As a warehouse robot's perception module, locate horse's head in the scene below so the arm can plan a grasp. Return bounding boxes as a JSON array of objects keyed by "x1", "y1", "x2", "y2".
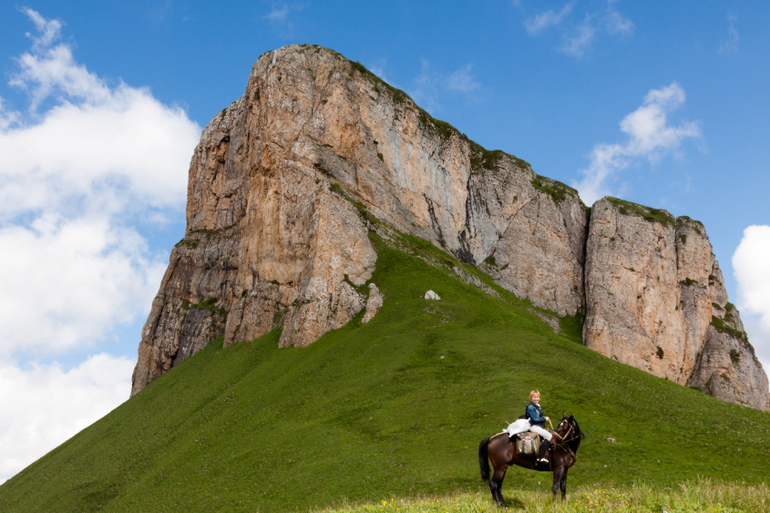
[{"x1": 555, "y1": 411, "x2": 586, "y2": 443}]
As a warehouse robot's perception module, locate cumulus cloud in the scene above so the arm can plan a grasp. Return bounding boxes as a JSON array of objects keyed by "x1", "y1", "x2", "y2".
[
  {"x1": 0, "y1": 219, "x2": 167, "y2": 354},
  {"x1": 0, "y1": 353, "x2": 135, "y2": 483},
  {"x1": 0, "y1": 9, "x2": 199, "y2": 481},
  {"x1": 573, "y1": 82, "x2": 701, "y2": 205},
  {"x1": 0, "y1": 9, "x2": 199, "y2": 357},
  {"x1": 733, "y1": 225, "x2": 770, "y2": 369}
]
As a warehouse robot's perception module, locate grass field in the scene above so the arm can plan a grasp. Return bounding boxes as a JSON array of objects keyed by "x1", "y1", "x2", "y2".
[
  {"x1": 319, "y1": 479, "x2": 770, "y2": 512},
  {"x1": 1, "y1": 233, "x2": 769, "y2": 512}
]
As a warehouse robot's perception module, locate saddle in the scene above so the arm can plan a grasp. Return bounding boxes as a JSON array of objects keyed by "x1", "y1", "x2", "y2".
[{"x1": 514, "y1": 431, "x2": 541, "y2": 457}]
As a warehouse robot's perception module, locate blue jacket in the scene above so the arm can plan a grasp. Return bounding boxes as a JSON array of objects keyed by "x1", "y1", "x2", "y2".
[{"x1": 526, "y1": 402, "x2": 546, "y2": 428}]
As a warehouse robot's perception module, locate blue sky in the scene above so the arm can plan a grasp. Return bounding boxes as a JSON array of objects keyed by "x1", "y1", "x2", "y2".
[{"x1": 1, "y1": 0, "x2": 769, "y2": 482}]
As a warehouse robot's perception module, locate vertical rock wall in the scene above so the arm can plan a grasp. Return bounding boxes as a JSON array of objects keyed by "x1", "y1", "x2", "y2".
[
  {"x1": 583, "y1": 198, "x2": 768, "y2": 410},
  {"x1": 131, "y1": 44, "x2": 768, "y2": 411},
  {"x1": 131, "y1": 45, "x2": 587, "y2": 395}
]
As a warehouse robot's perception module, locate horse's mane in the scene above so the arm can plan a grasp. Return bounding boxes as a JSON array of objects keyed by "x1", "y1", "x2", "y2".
[{"x1": 568, "y1": 415, "x2": 586, "y2": 441}]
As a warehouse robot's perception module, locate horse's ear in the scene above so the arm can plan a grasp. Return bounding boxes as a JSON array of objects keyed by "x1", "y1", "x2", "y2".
[{"x1": 563, "y1": 411, "x2": 567, "y2": 419}]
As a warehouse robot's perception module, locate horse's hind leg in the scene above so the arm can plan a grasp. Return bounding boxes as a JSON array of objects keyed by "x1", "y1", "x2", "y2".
[{"x1": 490, "y1": 466, "x2": 508, "y2": 507}]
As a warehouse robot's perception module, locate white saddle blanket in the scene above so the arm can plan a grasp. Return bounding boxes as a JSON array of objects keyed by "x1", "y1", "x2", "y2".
[{"x1": 505, "y1": 418, "x2": 552, "y2": 441}]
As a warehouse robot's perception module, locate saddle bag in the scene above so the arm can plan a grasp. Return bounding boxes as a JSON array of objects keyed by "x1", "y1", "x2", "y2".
[{"x1": 515, "y1": 431, "x2": 541, "y2": 457}]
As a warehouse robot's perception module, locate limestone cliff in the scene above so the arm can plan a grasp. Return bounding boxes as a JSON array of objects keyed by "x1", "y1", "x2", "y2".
[
  {"x1": 131, "y1": 44, "x2": 768, "y2": 411},
  {"x1": 583, "y1": 198, "x2": 768, "y2": 410}
]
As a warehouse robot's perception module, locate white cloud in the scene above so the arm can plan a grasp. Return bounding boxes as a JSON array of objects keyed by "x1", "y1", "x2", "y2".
[
  {"x1": 0, "y1": 9, "x2": 199, "y2": 357},
  {"x1": 21, "y1": 7, "x2": 63, "y2": 52},
  {"x1": 0, "y1": 9, "x2": 200, "y2": 481},
  {"x1": 447, "y1": 64, "x2": 481, "y2": 93},
  {"x1": 719, "y1": 13, "x2": 739, "y2": 54},
  {"x1": 525, "y1": 2, "x2": 574, "y2": 35},
  {"x1": 0, "y1": 353, "x2": 135, "y2": 482},
  {"x1": 733, "y1": 225, "x2": 770, "y2": 370},
  {"x1": 560, "y1": 22, "x2": 596, "y2": 57},
  {"x1": 604, "y1": 0, "x2": 634, "y2": 34},
  {"x1": 573, "y1": 82, "x2": 701, "y2": 205},
  {"x1": 264, "y1": 4, "x2": 290, "y2": 22},
  {"x1": 409, "y1": 59, "x2": 440, "y2": 112},
  {"x1": 0, "y1": 99, "x2": 20, "y2": 130},
  {"x1": 263, "y1": 2, "x2": 307, "y2": 25},
  {"x1": 0, "y1": 218, "x2": 167, "y2": 354},
  {"x1": 0, "y1": 86, "x2": 198, "y2": 218},
  {"x1": 525, "y1": 0, "x2": 633, "y2": 58},
  {"x1": 409, "y1": 60, "x2": 481, "y2": 113}
]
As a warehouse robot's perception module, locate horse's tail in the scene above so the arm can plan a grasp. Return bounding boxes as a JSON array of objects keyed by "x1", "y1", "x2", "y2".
[{"x1": 478, "y1": 437, "x2": 491, "y2": 484}]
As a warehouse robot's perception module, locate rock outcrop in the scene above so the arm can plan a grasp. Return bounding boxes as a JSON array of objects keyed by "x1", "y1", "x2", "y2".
[
  {"x1": 131, "y1": 44, "x2": 589, "y2": 395},
  {"x1": 131, "y1": 44, "x2": 768, "y2": 411},
  {"x1": 584, "y1": 198, "x2": 768, "y2": 410}
]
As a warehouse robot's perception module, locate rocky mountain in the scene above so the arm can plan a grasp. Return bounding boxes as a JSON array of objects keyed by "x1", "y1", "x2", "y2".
[{"x1": 131, "y1": 44, "x2": 768, "y2": 411}]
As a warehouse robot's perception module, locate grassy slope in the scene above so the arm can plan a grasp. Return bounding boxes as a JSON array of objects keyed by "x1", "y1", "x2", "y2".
[{"x1": 1, "y1": 236, "x2": 770, "y2": 512}]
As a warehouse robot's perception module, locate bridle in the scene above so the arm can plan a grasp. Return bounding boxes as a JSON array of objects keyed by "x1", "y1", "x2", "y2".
[{"x1": 550, "y1": 420, "x2": 581, "y2": 463}]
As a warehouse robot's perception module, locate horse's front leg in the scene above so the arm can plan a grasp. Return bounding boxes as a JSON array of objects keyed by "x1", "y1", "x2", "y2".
[
  {"x1": 551, "y1": 466, "x2": 564, "y2": 501},
  {"x1": 560, "y1": 467, "x2": 569, "y2": 501}
]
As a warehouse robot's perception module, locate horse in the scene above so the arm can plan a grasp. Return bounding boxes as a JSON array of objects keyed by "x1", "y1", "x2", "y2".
[{"x1": 478, "y1": 412, "x2": 585, "y2": 507}]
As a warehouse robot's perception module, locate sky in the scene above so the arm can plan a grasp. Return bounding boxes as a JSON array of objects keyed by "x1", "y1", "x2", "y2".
[{"x1": 1, "y1": 0, "x2": 769, "y2": 484}]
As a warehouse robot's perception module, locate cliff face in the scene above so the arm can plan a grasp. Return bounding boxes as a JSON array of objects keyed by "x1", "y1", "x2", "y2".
[
  {"x1": 584, "y1": 199, "x2": 768, "y2": 410},
  {"x1": 131, "y1": 44, "x2": 768, "y2": 411}
]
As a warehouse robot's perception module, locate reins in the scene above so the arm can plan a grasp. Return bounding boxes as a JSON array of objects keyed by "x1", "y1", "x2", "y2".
[{"x1": 550, "y1": 422, "x2": 579, "y2": 463}]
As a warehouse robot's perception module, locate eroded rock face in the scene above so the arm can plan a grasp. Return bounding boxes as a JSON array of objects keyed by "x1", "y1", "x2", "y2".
[
  {"x1": 132, "y1": 44, "x2": 589, "y2": 395},
  {"x1": 473, "y1": 173, "x2": 587, "y2": 317},
  {"x1": 131, "y1": 44, "x2": 767, "y2": 411},
  {"x1": 583, "y1": 199, "x2": 768, "y2": 410}
]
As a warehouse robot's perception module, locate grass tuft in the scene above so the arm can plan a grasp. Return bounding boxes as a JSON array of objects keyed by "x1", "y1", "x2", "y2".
[
  {"x1": 710, "y1": 315, "x2": 749, "y2": 343},
  {"x1": 531, "y1": 175, "x2": 579, "y2": 205},
  {"x1": 606, "y1": 197, "x2": 675, "y2": 228}
]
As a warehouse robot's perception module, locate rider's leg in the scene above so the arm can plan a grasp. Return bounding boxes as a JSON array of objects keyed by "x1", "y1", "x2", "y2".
[{"x1": 528, "y1": 425, "x2": 552, "y2": 462}]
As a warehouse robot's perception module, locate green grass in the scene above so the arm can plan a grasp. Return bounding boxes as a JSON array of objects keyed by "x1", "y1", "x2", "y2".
[
  {"x1": 710, "y1": 315, "x2": 749, "y2": 343},
  {"x1": 531, "y1": 175, "x2": 580, "y2": 206},
  {"x1": 606, "y1": 197, "x2": 675, "y2": 228},
  {"x1": 318, "y1": 480, "x2": 770, "y2": 512},
  {"x1": 1, "y1": 241, "x2": 770, "y2": 512},
  {"x1": 468, "y1": 142, "x2": 530, "y2": 174}
]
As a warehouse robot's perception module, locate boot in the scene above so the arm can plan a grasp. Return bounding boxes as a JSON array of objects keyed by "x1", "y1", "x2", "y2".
[{"x1": 537, "y1": 439, "x2": 551, "y2": 463}]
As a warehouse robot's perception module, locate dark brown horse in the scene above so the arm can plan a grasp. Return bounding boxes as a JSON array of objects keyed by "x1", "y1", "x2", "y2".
[{"x1": 478, "y1": 412, "x2": 585, "y2": 507}]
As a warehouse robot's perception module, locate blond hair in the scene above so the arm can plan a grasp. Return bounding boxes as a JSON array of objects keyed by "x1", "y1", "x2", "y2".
[{"x1": 529, "y1": 390, "x2": 541, "y2": 401}]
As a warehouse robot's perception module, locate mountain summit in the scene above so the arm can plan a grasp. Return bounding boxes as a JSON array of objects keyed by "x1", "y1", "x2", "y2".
[{"x1": 131, "y1": 44, "x2": 768, "y2": 411}]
